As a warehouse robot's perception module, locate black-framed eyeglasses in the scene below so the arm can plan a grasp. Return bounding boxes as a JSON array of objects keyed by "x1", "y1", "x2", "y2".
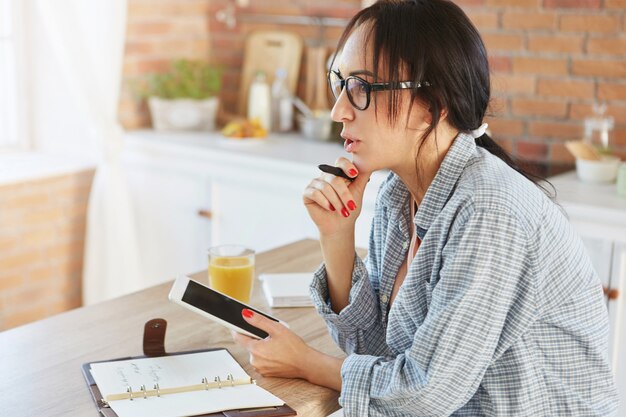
[{"x1": 327, "y1": 70, "x2": 430, "y2": 111}]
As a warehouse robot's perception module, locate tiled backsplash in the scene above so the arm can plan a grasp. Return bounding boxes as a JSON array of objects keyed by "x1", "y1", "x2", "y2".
[
  {"x1": 0, "y1": 169, "x2": 95, "y2": 330},
  {"x1": 118, "y1": 0, "x2": 626, "y2": 164}
]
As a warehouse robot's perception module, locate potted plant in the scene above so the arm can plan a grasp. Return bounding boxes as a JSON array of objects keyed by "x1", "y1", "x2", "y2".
[{"x1": 143, "y1": 59, "x2": 222, "y2": 131}]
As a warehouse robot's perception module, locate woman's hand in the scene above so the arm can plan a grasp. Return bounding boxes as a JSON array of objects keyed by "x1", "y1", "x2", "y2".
[
  {"x1": 232, "y1": 309, "x2": 312, "y2": 379},
  {"x1": 233, "y1": 309, "x2": 345, "y2": 390},
  {"x1": 302, "y1": 157, "x2": 371, "y2": 237}
]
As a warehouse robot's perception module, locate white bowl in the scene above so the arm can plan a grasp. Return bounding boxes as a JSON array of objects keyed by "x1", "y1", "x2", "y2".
[
  {"x1": 576, "y1": 156, "x2": 621, "y2": 183},
  {"x1": 148, "y1": 97, "x2": 219, "y2": 131},
  {"x1": 297, "y1": 111, "x2": 332, "y2": 141}
]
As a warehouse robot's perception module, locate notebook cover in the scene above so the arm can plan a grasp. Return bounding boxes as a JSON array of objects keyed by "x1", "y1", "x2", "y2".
[{"x1": 81, "y1": 348, "x2": 297, "y2": 417}]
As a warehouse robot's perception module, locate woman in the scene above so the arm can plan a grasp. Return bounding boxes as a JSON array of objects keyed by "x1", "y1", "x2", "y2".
[{"x1": 233, "y1": 0, "x2": 619, "y2": 415}]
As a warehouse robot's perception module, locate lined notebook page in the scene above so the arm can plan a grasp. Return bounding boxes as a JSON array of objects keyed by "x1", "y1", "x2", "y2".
[{"x1": 90, "y1": 350, "x2": 284, "y2": 417}]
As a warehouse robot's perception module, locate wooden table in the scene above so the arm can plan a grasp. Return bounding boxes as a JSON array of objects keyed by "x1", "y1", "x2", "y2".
[{"x1": 0, "y1": 239, "x2": 353, "y2": 417}]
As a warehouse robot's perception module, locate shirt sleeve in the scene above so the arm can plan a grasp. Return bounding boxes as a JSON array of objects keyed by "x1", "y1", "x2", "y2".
[
  {"x1": 309, "y1": 253, "x2": 389, "y2": 357},
  {"x1": 339, "y1": 208, "x2": 538, "y2": 416},
  {"x1": 309, "y1": 175, "x2": 393, "y2": 357}
]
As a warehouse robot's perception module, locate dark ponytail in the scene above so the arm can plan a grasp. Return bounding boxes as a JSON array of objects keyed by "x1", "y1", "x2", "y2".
[
  {"x1": 474, "y1": 134, "x2": 511, "y2": 163},
  {"x1": 475, "y1": 133, "x2": 554, "y2": 197},
  {"x1": 331, "y1": 0, "x2": 553, "y2": 196}
]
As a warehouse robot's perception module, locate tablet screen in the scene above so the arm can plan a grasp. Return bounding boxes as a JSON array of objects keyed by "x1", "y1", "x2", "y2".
[{"x1": 181, "y1": 280, "x2": 277, "y2": 339}]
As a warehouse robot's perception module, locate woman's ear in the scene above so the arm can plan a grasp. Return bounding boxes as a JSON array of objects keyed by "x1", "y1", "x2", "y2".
[
  {"x1": 427, "y1": 103, "x2": 448, "y2": 123},
  {"x1": 406, "y1": 100, "x2": 432, "y2": 131}
]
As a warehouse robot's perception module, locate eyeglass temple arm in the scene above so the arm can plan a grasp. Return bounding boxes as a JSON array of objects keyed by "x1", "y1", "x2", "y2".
[{"x1": 369, "y1": 81, "x2": 429, "y2": 91}]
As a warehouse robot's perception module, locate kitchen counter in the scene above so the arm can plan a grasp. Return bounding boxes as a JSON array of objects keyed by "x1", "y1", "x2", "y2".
[
  {"x1": 123, "y1": 130, "x2": 389, "y2": 222},
  {"x1": 124, "y1": 130, "x2": 388, "y2": 188},
  {"x1": 549, "y1": 171, "x2": 626, "y2": 241}
]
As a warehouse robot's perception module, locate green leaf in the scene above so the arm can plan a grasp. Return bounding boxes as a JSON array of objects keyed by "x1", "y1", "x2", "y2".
[{"x1": 140, "y1": 59, "x2": 222, "y2": 100}]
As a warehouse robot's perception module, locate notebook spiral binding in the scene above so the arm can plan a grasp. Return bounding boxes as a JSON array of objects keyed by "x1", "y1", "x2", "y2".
[{"x1": 101, "y1": 373, "x2": 255, "y2": 407}]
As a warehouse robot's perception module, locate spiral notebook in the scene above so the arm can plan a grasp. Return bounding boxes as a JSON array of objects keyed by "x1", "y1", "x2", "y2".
[{"x1": 82, "y1": 348, "x2": 296, "y2": 417}]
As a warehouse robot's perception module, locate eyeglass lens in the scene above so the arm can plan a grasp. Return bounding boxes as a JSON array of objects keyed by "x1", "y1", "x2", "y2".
[{"x1": 329, "y1": 72, "x2": 369, "y2": 110}]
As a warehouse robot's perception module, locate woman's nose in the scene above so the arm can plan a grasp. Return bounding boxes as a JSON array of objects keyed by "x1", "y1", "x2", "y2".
[{"x1": 330, "y1": 89, "x2": 355, "y2": 123}]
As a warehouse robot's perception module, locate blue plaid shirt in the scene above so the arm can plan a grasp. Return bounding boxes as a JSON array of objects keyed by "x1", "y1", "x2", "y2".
[{"x1": 310, "y1": 133, "x2": 619, "y2": 416}]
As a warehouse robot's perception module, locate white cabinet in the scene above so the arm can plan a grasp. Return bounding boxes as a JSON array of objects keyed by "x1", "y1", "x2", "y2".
[
  {"x1": 123, "y1": 131, "x2": 384, "y2": 286},
  {"x1": 123, "y1": 140, "x2": 213, "y2": 286},
  {"x1": 581, "y1": 237, "x2": 624, "y2": 366},
  {"x1": 210, "y1": 165, "x2": 318, "y2": 253},
  {"x1": 551, "y1": 172, "x2": 626, "y2": 412}
]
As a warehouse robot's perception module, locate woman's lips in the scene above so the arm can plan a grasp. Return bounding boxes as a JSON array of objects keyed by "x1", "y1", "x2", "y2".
[{"x1": 342, "y1": 134, "x2": 360, "y2": 153}]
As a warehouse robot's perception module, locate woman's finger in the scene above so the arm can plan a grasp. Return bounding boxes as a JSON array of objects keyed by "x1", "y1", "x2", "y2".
[
  {"x1": 303, "y1": 182, "x2": 337, "y2": 212},
  {"x1": 348, "y1": 169, "x2": 372, "y2": 200},
  {"x1": 240, "y1": 308, "x2": 286, "y2": 338},
  {"x1": 310, "y1": 178, "x2": 345, "y2": 213},
  {"x1": 334, "y1": 157, "x2": 359, "y2": 180},
  {"x1": 319, "y1": 173, "x2": 357, "y2": 214}
]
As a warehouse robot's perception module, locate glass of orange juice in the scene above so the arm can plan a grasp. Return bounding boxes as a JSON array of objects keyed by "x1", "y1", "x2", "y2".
[{"x1": 208, "y1": 245, "x2": 255, "y2": 303}]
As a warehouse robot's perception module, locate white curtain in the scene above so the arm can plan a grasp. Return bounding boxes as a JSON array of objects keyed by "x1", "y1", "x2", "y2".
[{"x1": 35, "y1": 0, "x2": 143, "y2": 304}]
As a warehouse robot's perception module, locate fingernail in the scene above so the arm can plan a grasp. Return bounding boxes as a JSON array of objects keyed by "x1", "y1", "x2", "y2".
[
  {"x1": 341, "y1": 208, "x2": 350, "y2": 218},
  {"x1": 347, "y1": 200, "x2": 357, "y2": 211},
  {"x1": 242, "y1": 308, "x2": 254, "y2": 319},
  {"x1": 329, "y1": 204, "x2": 336, "y2": 211},
  {"x1": 349, "y1": 168, "x2": 358, "y2": 176}
]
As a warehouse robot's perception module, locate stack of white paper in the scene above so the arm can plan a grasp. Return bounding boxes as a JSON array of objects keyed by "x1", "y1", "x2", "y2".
[{"x1": 260, "y1": 273, "x2": 314, "y2": 308}]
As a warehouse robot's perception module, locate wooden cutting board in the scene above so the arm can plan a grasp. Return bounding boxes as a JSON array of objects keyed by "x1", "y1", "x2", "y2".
[
  {"x1": 304, "y1": 46, "x2": 331, "y2": 111},
  {"x1": 238, "y1": 30, "x2": 304, "y2": 116}
]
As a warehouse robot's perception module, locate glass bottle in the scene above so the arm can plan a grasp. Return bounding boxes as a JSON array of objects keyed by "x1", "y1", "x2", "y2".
[
  {"x1": 584, "y1": 102, "x2": 614, "y2": 153},
  {"x1": 271, "y1": 68, "x2": 293, "y2": 132},
  {"x1": 247, "y1": 70, "x2": 271, "y2": 131}
]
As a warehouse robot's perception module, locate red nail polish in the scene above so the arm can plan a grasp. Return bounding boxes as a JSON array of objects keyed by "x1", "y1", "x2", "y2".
[
  {"x1": 349, "y1": 168, "x2": 358, "y2": 176},
  {"x1": 242, "y1": 308, "x2": 254, "y2": 318},
  {"x1": 329, "y1": 204, "x2": 336, "y2": 211},
  {"x1": 347, "y1": 200, "x2": 357, "y2": 211},
  {"x1": 341, "y1": 208, "x2": 350, "y2": 217}
]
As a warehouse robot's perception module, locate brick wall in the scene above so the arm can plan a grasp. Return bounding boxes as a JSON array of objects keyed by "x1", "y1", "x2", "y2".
[
  {"x1": 0, "y1": 170, "x2": 95, "y2": 330},
  {"x1": 118, "y1": 0, "x2": 626, "y2": 164},
  {"x1": 119, "y1": 0, "x2": 213, "y2": 129}
]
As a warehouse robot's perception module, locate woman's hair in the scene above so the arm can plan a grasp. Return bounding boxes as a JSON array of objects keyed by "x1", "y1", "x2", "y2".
[{"x1": 330, "y1": 0, "x2": 553, "y2": 194}]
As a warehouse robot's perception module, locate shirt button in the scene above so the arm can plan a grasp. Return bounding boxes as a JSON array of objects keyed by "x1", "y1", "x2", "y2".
[
  {"x1": 381, "y1": 294, "x2": 389, "y2": 303},
  {"x1": 402, "y1": 241, "x2": 409, "y2": 250}
]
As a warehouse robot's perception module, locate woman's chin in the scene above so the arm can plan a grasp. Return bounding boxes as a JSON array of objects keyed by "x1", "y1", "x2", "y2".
[
  {"x1": 352, "y1": 157, "x2": 380, "y2": 174},
  {"x1": 352, "y1": 157, "x2": 367, "y2": 172}
]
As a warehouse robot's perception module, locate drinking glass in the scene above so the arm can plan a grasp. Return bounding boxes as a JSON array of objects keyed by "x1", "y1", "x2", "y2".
[{"x1": 208, "y1": 245, "x2": 255, "y2": 303}]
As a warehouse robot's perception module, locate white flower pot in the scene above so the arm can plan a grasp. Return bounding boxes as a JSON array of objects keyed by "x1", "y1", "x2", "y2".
[
  {"x1": 148, "y1": 97, "x2": 219, "y2": 131},
  {"x1": 576, "y1": 156, "x2": 621, "y2": 183}
]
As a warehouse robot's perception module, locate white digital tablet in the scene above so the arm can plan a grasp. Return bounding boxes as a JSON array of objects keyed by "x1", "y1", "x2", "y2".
[{"x1": 168, "y1": 275, "x2": 284, "y2": 339}]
